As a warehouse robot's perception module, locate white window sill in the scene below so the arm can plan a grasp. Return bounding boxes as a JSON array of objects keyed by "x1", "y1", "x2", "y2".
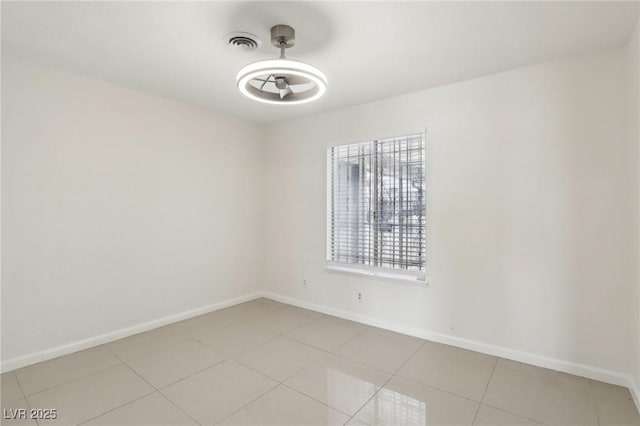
[{"x1": 325, "y1": 263, "x2": 428, "y2": 286}]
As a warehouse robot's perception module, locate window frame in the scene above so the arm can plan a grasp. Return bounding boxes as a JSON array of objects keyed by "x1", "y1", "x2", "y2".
[{"x1": 325, "y1": 129, "x2": 428, "y2": 285}]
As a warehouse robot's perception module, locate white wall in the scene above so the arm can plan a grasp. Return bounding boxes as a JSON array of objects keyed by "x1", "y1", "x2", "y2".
[
  {"x1": 264, "y1": 48, "x2": 633, "y2": 380},
  {"x1": 627, "y1": 18, "x2": 640, "y2": 395},
  {"x1": 1, "y1": 57, "x2": 264, "y2": 364}
]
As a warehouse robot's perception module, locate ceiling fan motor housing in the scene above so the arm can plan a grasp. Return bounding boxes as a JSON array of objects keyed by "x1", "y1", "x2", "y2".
[{"x1": 271, "y1": 24, "x2": 295, "y2": 48}]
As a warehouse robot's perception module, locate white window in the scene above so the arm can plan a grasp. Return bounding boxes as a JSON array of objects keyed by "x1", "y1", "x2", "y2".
[{"x1": 326, "y1": 133, "x2": 426, "y2": 282}]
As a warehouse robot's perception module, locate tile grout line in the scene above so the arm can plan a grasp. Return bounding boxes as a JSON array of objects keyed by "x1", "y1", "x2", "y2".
[
  {"x1": 278, "y1": 346, "x2": 393, "y2": 418},
  {"x1": 230, "y1": 348, "x2": 325, "y2": 385},
  {"x1": 345, "y1": 340, "x2": 426, "y2": 425},
  {"x1": 10, "y1": 371, "x2": 28, "y2": 404},
  {"x1": 209, "y1": 303, "x2": 303, "y2": 338},
  {"x1": 103, "y1": 342, "x2": 204, "y2": 426},
  {"x1": 278, "y1": 346, "x2": 405, "y2": 420},
  {"x1": 12, "y1": 373, "x2": 38, "y2": 426},
  {"x1": 211, "y1": 373, "x2": 283, "y2": 424},
  {"x1": 211, "y1": 332, "x2": 344, "y2": 423},
  {"x1": 262, "y1": 318, "x2": 425, "y2": 425},
  {"x1": 191, "y1": 333, "x2": 280, "y2": 360},
  {"x1": 323, "y1": 324, "x2": 372, "y2": 357},
  {"x1": 394, "y1": 368, "x2": 492, "y2": 406},
  {"x1": 19, "y1": 359, "x2": 124, "y2": 401},
  {"x1": 116, "y1": 347, "x2": 204, "y2": 426},
  {"x1": 166, "y1": 298, "x2": 286, "y2": 341},
  {"x1": 329, "y1": 327, "x2": 421, "y2": 375},
  {"x1": 470, "y1": 359, "x2": 584, "y2": 425},
  {"x1": 335, "y1": 346, "x2": 544, "y2": 424},
  {"x1": 226, "y1": 355, "x2": 287, "y2": 384},
  {"x1": 259, "y1": 308, "x2": 533, "y2": 423},
  {"x1": 105, "y1": 334, "x2": 226, "y2": 387},
  {"x1": 114, "y1": 336, "x2": 211, "y2": 366},
  {"x1": 204, "y1": 329, "x2": 333, "y2": 384},
  {"x1": 587, "y1": 379, "x2": 602, "y2": 426},
  {"x1": 238, "y1": 303, "x2": 331, "y2": 337},
  {"x1": 212, "y1": 382, "x2": 283, "y2": 425},
  {"x1": 13, "y1": 347, "x2": 125, "y2": 399},
  {"x1": 211, "y1": 324, "x2": 379, "y2": 424},
  {"x1": 224, "y1": 336, "x2": 393, "y2": 422},
  {"x1": 76, "y1": 391, "x2": 157, "y2": 426},
  {"x1": 261, "y1": 343, "x2": 395, "y2": 421},
  {"x1": 471, "y1": 355, "x2": 498, "y2": 425},
  {"x1": 272, "y1": 315, "x2": 325, "y2": 336},
  {"x1": 107, "y1": 334, "x2": 193, "y2": 363},
  {"x1": 158, "y1": 392, "x2": 203, "y2": 426},
  {"x1": 300, "y1": 326, "x2": 372, "y2": 360},
  {"x1": 21, "y1": 385, "x2": 39, "y2": 426},
  {"x1": 155, "y1": 358, "x2": 229, "y2": 391},
  {"x1": 81, "y1": 373, "x2": 158, "y2": 426},
  {"x1": 280, "y1": 382, "x2": 354, "y2": 419},
  {"x1": 232, "y1": 301, "x2": 289, "y2": 325},
  {"x1": 285, "y1": 321, "x2": 370, "y2": 353},
  {"x1": 466, "y1": 356, "x2": 548, "y2": 424},
  {"x1": 479, "y1": 402, "x2": 548, "y2": 425},
  {"x1": 151, "y1": 311, "x2": 335, "y2": 404}
]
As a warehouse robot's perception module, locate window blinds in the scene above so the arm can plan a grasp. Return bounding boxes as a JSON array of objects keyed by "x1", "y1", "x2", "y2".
[{"x1": 327, "y1": 133, "x2": 426, "y2": 275}]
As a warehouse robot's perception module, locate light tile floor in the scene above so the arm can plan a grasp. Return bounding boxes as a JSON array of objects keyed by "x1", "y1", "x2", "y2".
[{"x1": 1, "y1": 298, "x2": 639, "y2": 426}]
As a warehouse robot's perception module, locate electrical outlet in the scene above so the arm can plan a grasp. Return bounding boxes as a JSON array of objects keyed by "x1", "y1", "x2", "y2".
[
  {"x1": 357, "y1": 292, "x2": 363, "y2": 302},
  {"x1": 303, "y1": 279, "x2": 308, "y2": 287}
]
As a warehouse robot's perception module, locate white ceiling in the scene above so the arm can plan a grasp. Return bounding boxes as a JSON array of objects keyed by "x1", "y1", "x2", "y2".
[{"x1": 2, "y1": 1, "x2": 638, "y2": 123}]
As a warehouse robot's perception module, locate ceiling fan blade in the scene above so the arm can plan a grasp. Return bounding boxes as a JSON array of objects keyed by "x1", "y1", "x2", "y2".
[
  {"x1": 258, "y1": 74, "x2": 274, "y2": 91},
  {"x1": 282, "y1": 75, "x2": 310, "y2": 85},
  {"x1": 279, "y1": 85, "x2": 294, "y2": 99}
]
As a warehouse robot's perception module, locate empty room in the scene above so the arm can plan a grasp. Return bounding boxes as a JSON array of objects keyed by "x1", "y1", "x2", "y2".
[{"x1": 2, "y1": 1, "x2": 640, "y2": 425}]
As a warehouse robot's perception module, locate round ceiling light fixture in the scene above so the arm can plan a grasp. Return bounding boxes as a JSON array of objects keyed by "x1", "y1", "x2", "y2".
[{"x1": 236, "y1": 25, "x2": 327, "y2": 105}]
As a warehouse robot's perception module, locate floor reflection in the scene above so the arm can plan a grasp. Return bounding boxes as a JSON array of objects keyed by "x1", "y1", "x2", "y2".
[{"x1": 371, "y1": 386, "x2": 427, "y2": 425}]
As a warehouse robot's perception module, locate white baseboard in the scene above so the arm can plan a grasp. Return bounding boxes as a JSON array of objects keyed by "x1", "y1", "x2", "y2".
[
  {"x1": 0, "y1": 292, "x2": 264, "y2": 373},
  {"x1": 629, "y1": 376, "x2": 640, "y2": 416},
  {"x1": 263, "y1": 291, "x2": 639, "y2": 413}
]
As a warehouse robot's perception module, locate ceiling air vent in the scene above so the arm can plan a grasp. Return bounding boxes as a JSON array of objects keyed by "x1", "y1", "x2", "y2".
[{"x1": 225, "y1": 32, "x2": 261, "y2": 51}]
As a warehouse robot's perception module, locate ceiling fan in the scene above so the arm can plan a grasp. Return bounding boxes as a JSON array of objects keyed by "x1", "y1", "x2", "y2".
[
  {"x1": 235, "y1": 25, "x2": 327, "y2": 105},
  {"x1": 253, "y1": 73, "x2": 310, "y2": 100}
]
